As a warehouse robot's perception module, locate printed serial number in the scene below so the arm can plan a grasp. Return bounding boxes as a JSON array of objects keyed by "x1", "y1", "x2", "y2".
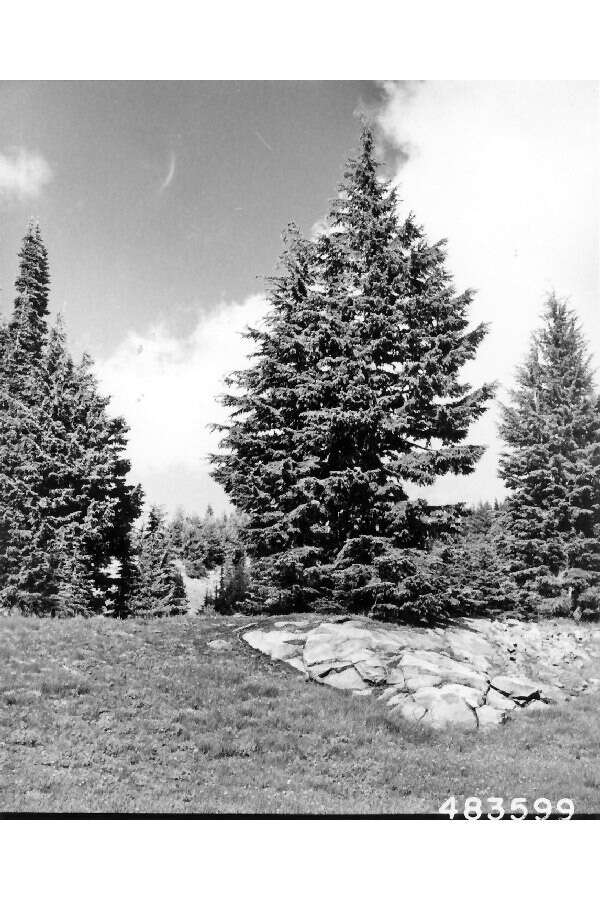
[{"x1": 439, "y1": 796, "x2": 574, "y2": 820}]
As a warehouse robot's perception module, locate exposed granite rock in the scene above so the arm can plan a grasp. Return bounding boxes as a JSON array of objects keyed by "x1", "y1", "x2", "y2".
[
  {"x1": 206, "y1": 639, "x2": 233, "y2": 651},
  {"x1": 353, "y1": 655, "x2": 387, "y2": 684},
  {"x1": 476, "y1": 705, "x2": 508, "y2": 728},
  {"x1": 241, "y1": 615, "x2": 600, "y2": 729},
  {"x1": 286, "y1": 657, "x2": 307, "y2": 674},
  {"x1": 404, "y1": 672, "x2": 444, "y2": 691},
  {"x1": 244, "y1": 629, "x2": 302, "y2": 661},
  {"x1": 316, "y1": 667, "x2": 367, "y2": 691},
  {"x1": 486, "y1": 688, "x2": 516, "y2": 711},
  {"x1": 385, "y1": 668, "x2": 406, "y2": 687},
  {"x1": 490, "y1": 675, "x2": 541, "y2": 702}
]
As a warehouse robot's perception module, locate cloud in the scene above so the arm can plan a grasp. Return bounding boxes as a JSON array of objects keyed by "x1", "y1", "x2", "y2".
[
  {"x1": 375, "y1": 81, "x2": 600, "y2": 506},
  {"x1": 159, "y1": 152, "x2": 176, "y2": 192},
  {"x1": 96, "y1": 293, "x2": 268, "y2": 514},
  {"x1": 0, "y1": 148, "x2": 53, "y2": 199}
]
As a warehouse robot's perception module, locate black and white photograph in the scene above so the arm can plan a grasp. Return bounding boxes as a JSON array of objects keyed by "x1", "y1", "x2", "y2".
[{"x1": 1, "y1": 10, "x2": 599, "y2": 876}]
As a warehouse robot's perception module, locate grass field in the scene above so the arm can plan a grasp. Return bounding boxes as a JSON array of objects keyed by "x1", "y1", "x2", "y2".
[{"x1": 1, "y1": 614, "x2": 599, "y2": 815}]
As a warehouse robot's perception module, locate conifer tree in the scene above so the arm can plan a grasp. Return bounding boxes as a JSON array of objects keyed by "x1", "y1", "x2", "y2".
[
  {"x1": 499, "y1": 295, "x2": 600, "y2": 612},
  {"x1": 212, "y1": 127, "x2": 494, "y2": 620},
  {"x1": 106, "y1": 538, "x2": 138, "y2": 619},
  {"x1": 0, "y1": 224, "x2": 142, "y2": 614},
  {"x1": 181, "y1": 514, "x2": 208, "y2": 577},
  {"x1": 129, "y1": 507, "x2": 188, "y2": 616},
  {"x1": 54, "y1": 540, "x2": 97, "y2": 616},
  {"x1": 213, "y1": 549, "x2": 249, "y2": 615},
  {"x1": 439, "y1": 502, "x2": 511, "y2": 615},
  {"x1": 172, "y1": 508, "x2": 237, "y2": 578},
  {"x1": 39, "y1": 319, "x2": 143, "y2": 609},
  {"x1": 466, "y1": 501, "x2": 494, "y2": 535},
  {"x1": 202, "y1": 514, "x2": 227, "y2": 570},
  {"x1": 9, "y1": 221, "x2": 50, "y2": 361},
  {"x1": 0, "y1": 224, "x2": 55, "y2": 612},
  {"x1": 169, "y1": 507, "x2": 186, "y2": 554}
]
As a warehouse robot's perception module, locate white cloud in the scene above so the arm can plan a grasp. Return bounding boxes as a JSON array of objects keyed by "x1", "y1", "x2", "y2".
[
  {"x1": 96, "y1": 293, "x2": 268, "y2": 514},
  {"x1": 0, "y1": 148, "x2": 53, "y2": 199},
  {"x1": 377, "y1": 81, "x2": 600, "y2": 506}
]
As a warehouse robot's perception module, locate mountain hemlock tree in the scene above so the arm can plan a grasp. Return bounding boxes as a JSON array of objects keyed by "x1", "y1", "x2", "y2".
[
  {"x1": 499, "y1": 295, "x2": 600, "y2": 615},
  {"x1": 212, "y1": 127, "x2": 494, "y2": 620},
  {"x1": 129, "y1": 507, "x2": 188, "y2": 616},
  {"x1": 0, "y1": 222, "x2": 142, "y2": 615}
]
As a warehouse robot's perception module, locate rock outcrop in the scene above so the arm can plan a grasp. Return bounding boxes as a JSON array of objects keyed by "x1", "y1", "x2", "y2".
[{"x1": 241, "y1": 616, "x2": 600, "y2": 730}]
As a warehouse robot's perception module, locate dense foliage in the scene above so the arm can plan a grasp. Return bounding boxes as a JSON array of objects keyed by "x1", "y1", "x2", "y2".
[
  {"x1": 212, "y1": 128, "x2": 495, "y2": 621},
  {"x1": 128, "y1": 507, "x2": 188, "y2": 616},
  {"x1": 2, "y1": 136, "x2": 598, "y2": 627},
  {"x1": 437, "y1": 501, "x2": 515, "y2": 616},
  {"x1": 168, "y1": 506, "x2": 243, "y2": 578},
  {"x1": 210, "y1": 549, "x2": 250, "y2": 615},
  {"x1": 498, "y1": 296, "x2": 600, "y2": 617},
  {"x1": 0, "y1": 223, "x2": 142, "y2": 616}
]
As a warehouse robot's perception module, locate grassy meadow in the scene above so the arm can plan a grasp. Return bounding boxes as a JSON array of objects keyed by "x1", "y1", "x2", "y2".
[{"x1": 1, "y1": 614, "x2": 599, "y2": 815}]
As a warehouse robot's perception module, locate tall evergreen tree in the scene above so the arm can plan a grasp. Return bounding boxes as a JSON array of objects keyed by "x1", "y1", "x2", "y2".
[
  {"x1": 0, "y1": 224, "x2": 55, "y2": 612},
  {"x1": 0, "y1": 224, "x2": 142, "y2": 615},
  {"x1": 212, "y1": 127, "x2": 494, "y2": 620},
  {"x1": 129, "y1": 507, "x2": 188, "y2": 616},
  {"x1": 499, "y1": 295, "x2": 600, "y2": 612},
  {"x1": 39, "y1": 319, "x2": 143, "y2": 608}
]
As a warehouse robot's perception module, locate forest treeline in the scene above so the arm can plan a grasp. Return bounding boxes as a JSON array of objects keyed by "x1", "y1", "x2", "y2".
[{"x1": 1, "y1": 127, "x2": 599, "y2": 621}]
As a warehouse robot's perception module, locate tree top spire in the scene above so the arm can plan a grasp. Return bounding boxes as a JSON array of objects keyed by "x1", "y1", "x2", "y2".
[{"x1": 8, "y1": 222, "x2": 51, "y2": 361}]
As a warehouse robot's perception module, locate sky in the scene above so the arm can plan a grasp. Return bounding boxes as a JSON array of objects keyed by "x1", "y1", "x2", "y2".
[{"x1": 1, "y1": 81, "x2": 598, "y2": 515}]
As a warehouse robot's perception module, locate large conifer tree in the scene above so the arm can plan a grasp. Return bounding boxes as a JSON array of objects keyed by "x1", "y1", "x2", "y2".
[
  {"x1": 0, "y1": 223, "x2": 54, "y2": 612},
  {"x1": 0, "y1": 223, "x2": 142, "y2": 614},
  {"x1": 212, "y1": 128, "x2": 494, "y2": 620},
  {"x1": 499, "y1": 295, "x2": 600, "y2": 612},
  {"x1": 40, "y1": 319, "x2": 143, "y2": 609}
]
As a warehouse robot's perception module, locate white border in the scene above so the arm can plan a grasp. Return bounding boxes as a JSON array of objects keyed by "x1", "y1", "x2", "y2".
[{"x1": 0, "y1": 0, "x2": 598, "y2": 79}]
